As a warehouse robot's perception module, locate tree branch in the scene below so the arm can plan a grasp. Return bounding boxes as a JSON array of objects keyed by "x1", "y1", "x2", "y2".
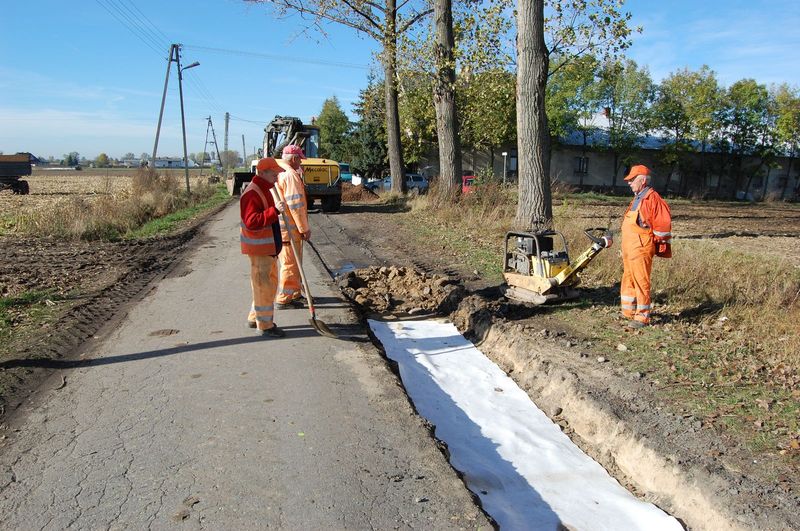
[{"x1": 397, "y1": 8, "x2": 433, "y2": 34}]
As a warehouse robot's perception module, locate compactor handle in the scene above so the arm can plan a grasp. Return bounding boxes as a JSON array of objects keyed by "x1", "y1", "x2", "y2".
[{"x1": 584, "y1": 227, "x2": 613, "y2": 248}]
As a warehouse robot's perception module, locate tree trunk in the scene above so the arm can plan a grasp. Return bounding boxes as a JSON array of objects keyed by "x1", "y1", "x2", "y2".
[
  {"x1": 432, "y1": 0, "x2": 461, "y2": 204},
  {"x1": 780, "y1": 153, "x2": 794, "y2": 200},
  {"x1": 383, "y1": 0, "x2": 406, "y2": 194},
  {"x1": 514, "y1": 0, "x2": 552, "y2": 230}
]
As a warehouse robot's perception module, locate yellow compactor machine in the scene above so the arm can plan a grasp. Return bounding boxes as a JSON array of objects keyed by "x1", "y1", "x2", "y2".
[{"x1": 502, "y1": 227, "x2": 613, "y2": 304}]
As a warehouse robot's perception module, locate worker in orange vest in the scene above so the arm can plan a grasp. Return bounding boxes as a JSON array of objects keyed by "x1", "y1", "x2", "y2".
[
  {"x1": 275, "y1": 144, "x2": 311, "y2": 310},
  {"x1": 620, "y1": 165, "x2": 672, "y2": 329},
  {"x1": 240, "y1": 157, "x2": 288, "y2": 338}
]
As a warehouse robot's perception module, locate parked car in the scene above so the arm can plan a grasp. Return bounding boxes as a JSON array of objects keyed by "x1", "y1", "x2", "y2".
[
  {"x1": 365, "y1": 173, "x2": 429, "y2": 194},
  {"x1": 462, "y1": 175, "x2": 476, "y2": 194},
  {"x1": 339, "y1": 162, "x2": 353, "y2": 183}
]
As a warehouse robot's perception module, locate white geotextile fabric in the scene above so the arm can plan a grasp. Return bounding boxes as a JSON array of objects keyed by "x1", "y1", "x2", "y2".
[{"x1": 369, "y1": 319, "x2": 682, "y2": 531}]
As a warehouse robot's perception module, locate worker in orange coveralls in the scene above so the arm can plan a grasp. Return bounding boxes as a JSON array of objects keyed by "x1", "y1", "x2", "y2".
[
  {"x1": 274, "y1": 144, "x2": 311, "y2": 310},
  {"x1": 240, "y1": 157, "x2": 288, "y2": 338},
  {"x1": 620, "y1": 165, "x2": 672, "y2": 329}
]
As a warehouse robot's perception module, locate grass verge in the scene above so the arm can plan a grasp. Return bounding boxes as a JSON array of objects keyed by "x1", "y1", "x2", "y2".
[
  {"x1": 125, "y1": 184, "x2": 230, "y2": 239},
  {"x1": 0, "y1": 291, "x2": 62, "y2": 350}
]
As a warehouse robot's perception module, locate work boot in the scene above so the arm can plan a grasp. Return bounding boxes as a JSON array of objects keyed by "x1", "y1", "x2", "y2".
[
  {"x1": 261, "y1": 325, "x2": 286, "y2": 338},
  {"x1": 626, "y1": 320, "x2": 647, "y2": 329},
  {"x1": 275, "y1": 299, "x2": 304, "y2": 310},
  {"x1": 247, "y1": 321, "x2": 257, "y2": 329}
]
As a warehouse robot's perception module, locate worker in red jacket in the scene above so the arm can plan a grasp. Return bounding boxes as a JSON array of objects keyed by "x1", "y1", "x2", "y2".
[
  {"x1": 620, "y1": 165, "x2": 672, "y2": 329},
  {"x1": 240, "y1": 157, "x2": 288, "y2": 338},
  {"x1": 275, "y1": 144, "x2": 311, "y2": 309}
]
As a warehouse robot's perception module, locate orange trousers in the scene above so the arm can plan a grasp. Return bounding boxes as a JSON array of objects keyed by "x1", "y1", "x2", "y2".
[
  {"x1": 620, "y1": 210, "x2": 655, "y2": 324},
  {"x1": 247, "y1": 254, "x2": 279, "y2": 331},
  {"x1": 276, "y1": 240, "x2": 303, "y2": 304}
]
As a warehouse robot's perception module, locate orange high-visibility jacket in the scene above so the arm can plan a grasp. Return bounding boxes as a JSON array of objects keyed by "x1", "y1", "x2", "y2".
[
  {"x1": 624, "y1": 187, "x2": 672, "y2": 247},
  {"x1": 240, "y1": 176, "x2": 282, "y2": 256},
  {"x1": 276, "y1": 167, "x2": 309, "y2": 242}
]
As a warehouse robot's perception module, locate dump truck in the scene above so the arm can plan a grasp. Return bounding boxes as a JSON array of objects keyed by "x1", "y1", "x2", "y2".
[
  {"x1": 228, "y1": 116, "x2": 342, "y2": 212},
  {"x1": 0, "y1": 153, "x2": 32, "y2": 195}
]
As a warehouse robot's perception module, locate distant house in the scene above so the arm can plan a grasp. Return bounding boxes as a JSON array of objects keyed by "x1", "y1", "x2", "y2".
[{"x1": 153, "y1": 158, "x2": 196, "y2": 169}]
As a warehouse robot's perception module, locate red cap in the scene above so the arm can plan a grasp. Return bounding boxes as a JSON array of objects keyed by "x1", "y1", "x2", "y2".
[
  {"x1": 624, "y1": 165, "x2": 650, "y2": 181},
  {"x1": 282, "y1": 144, "x2": 306, "y2": 159}
]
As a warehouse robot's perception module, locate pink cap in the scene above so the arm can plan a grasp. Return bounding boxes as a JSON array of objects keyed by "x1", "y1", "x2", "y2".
[{"x1": 282, "y1": 144, "x2": 306, "y2": 159}]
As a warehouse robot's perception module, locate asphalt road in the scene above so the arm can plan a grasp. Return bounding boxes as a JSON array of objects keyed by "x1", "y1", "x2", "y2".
[{"x1": 0, "y1": 204, "x2": 489, "y2": 529}]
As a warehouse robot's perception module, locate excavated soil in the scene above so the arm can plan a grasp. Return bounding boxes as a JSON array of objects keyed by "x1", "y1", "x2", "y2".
[
  {"x1": 342, "y1": 183, "x2": 380, "y2": 203},
  {"x1": 323, "y1": 204, "x2": 800, "y2": 531},
  {"x1": 339, "y1": 266, "x2": 464, "y2": 318}
]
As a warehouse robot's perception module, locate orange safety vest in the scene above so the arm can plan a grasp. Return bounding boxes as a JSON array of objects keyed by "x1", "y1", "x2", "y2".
[{"x1": 240, "y1": 180, "x2": 281, "y2": 256}]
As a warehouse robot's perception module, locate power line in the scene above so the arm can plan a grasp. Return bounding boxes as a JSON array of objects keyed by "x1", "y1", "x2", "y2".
[
  {"x1": 122, "y1": 0, "x2": 171, "y2": 44},
  {"x1": 109, "y1": 0, "x2": 169, "y2": 50},
  {"x1": 94, "y1": 0, "x2": 165, "y2": 56},
  {"x1": 183, "y1": 44, "x2": 369, "y2": 71}
]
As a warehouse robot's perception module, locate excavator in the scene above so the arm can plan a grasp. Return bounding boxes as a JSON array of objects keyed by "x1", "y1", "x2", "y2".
[
  {"x1": 228, "y1": 116, "x2": 342, "y2": 212},
  {"x1": 502, "y1": 227, "x2": 613, "y2": 304}
]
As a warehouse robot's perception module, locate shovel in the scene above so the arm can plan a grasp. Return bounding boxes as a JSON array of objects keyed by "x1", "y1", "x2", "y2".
[{"x1": 270, "y1": 186, "x2": 337, "y2": 339}]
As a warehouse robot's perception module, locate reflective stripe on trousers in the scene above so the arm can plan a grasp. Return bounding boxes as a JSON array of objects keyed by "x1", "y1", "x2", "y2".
[
  {"x1": 277, "y1": 239, "x2": 303, "y2": 304},
  {"x1": 620, "y1": 208, "x2": 655, "y2": 324},
  {"x1": 247, "y1": 254, "x2": 279, "y2": 330}
]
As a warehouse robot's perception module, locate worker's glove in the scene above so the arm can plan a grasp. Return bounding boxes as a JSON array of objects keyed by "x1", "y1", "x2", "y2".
[
  {"x1": 655, "y1": 242, "x2": 672, "y2": 258},
  {"x1": 275, "y1": 201, "x2": 286, "y2": 214}
]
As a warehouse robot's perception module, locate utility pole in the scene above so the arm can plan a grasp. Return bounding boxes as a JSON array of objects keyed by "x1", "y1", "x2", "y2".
[
  {"x1": 152, "y1": 44, "x2": 176, "y2": 164},
  {"x1": 242, "y1": 134, "x2": 247, "y2": 170},
  {"x1": 224, "y1": 112, "x2": 230, "y2": 172},
  {"x1": 200, "y1": 116, "x2": 212, "y2": 177},
  {"x1": 176, "y1": 44, "x2": 199, "y2": 193},
  {"x1": 209, "y1": 117, "x2": 222, "y2": 170}
]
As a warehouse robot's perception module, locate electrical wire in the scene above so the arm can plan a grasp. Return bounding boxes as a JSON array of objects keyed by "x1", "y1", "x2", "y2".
[
  {"x1": 183, "y1": 44, "x2": 369, "y2": 71},
  {"x1": 94, "y1": 0, "x2": 167, "y2": 57}
]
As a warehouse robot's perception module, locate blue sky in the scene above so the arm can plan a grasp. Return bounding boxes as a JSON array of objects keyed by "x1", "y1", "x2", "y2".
[{"x1": 1, "y1": 0, "x2": 798, "y2": 160}]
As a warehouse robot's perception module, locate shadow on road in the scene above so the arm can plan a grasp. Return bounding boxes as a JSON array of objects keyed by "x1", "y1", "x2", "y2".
[{"x1": 0, "y1": 323, "x2": 370, "y2": 370}]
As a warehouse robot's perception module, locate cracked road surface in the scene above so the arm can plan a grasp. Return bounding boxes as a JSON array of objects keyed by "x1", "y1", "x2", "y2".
[{"x1": 0, "y1": 204, "x2": 490, "y2": 529}]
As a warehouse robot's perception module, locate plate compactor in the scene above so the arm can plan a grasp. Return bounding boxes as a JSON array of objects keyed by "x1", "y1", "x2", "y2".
[{"x1": 502, "y1": 228, "x2": 613, "y2": 305}]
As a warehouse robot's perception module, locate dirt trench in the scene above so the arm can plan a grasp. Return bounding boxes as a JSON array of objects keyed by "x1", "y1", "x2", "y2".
[{"x1": 335, "y1": 263, "x2": 799, "y2": 531}]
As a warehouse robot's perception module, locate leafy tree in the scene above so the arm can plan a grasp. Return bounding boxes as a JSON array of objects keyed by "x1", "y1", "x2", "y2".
[
  {"x1": 713, "y1": 79, "x2": 775, "y2": 197},
  {"x1": 458, "y1": 68, "x2": 516, "y2": 167},
  {"x1": 123, "y1": 152, "x2": 136, "y2": 160},
  {"x1": 771, "y1": 84, "x2": 800, "y2": 199},
  {"x1": 245, "y1": 0, "x2": 435, "y2": 194},
  {"x1": 515, "y1": 0, "x2": 636, "y2": 229},
  {"x1": 595, "y1": 58, "x2": 655, "y2": 187},
  {"x1": 652, "y1": 67, "x2": 723, "y2": 195},
  {"x1": 398, "y1": 72, "x2": 437, "y2": 167},
  {"x1": 316, "y1": 96, "x2": 352, "y2": 162},
  {"x1": 94, "y1": 153, "x2": 110, "y2": 167},
  {"x1": 350, "y1": 81, "x2": 389, "y2": 180},
  {"x1": 220, "y1": 150, "x2": 241, "y2": 168},
  {"x1": 63, "y1": 152, "x2": 80, "y2": 166}
]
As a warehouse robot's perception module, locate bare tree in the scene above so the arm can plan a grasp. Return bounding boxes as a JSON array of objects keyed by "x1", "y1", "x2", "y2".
[
  {"x1": 515, "y1": 0, "x2": 551, "y2": 230},
  {"x1": 432, "y1": 0, "x2": 461, "y2": 202},
  {"x1": 245, "y1": 0, "x2": 433, "y2": 194}
]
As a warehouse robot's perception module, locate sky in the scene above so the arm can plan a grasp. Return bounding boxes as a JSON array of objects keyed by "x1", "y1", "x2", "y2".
[{"x1": 1, "y1": 0, "x2": 799, "y2": 161}]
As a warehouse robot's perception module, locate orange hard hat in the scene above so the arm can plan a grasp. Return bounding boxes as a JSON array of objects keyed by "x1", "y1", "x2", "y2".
[{"x1": 624, "y1": 165, "x2": 651, "y2": 181}]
